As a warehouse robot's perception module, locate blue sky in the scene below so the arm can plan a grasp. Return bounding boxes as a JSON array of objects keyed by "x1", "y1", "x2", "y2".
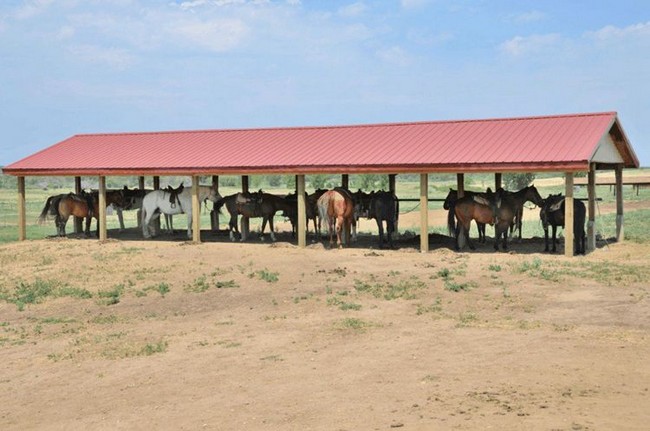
[{"x1": 1, "y1": 0, "x2": 648, "y2": 166}]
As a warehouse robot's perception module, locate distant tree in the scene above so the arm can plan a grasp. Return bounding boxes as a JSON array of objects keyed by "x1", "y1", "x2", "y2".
[{"x1": 504, "y1": 173, "x2": 535, "y2": 190}]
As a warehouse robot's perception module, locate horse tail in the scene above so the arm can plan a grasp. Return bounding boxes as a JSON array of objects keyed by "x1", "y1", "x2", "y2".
[
  {"x1": 38, "y1": 195, "x2": 62, "y2": 224},
  {"x1": 446, "y1": 202, "x2": 456, "y2": 237}
]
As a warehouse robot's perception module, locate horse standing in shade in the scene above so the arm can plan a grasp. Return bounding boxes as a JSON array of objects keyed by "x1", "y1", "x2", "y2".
[
  {"x1": 215, "y1": 191, "x2": 295, "y2": 242},
  {"x1": 444, "y1": 188, "x2": 491, "y2": 243},
  {"x1": 317, "y1": 188, "x2": 355, "y2": 248},
  {"x1": 367, "y1": 191, "x2": 399, "y2": 249},
  {"x1": 452, "y1": 185, "x2": 544, "y2": 251},
  {"x1": 141, "y1": 185, "x2": 220, "y2": 239},
  {"x1": 284, "y1": 189, "x2": 327, "y2": 241},
  {"x1": 540, "y1": 193, "x2": 586, "y2": 254},
  {"x1": 38, "y1": 190, "x2": 126, "y2": 237}
]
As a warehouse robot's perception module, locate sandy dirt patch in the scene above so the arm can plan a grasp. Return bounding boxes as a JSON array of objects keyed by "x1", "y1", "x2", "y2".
[{"x1": 0, "y1": 234, "x2": 648, "y2": 430}]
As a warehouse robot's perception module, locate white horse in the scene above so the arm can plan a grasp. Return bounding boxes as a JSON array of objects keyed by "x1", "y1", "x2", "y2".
[{"x1": 141, "y1": 185, "x2": 221, "y2": 239}]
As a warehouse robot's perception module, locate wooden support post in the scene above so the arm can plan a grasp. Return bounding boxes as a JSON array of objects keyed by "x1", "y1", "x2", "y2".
[
  {"x1": 457, "y1": 173, "x2": 465, "y2": 198},
  {"x1": 587, "y1": 165, "x2": 596, "y2": 252},
  {"x1": 495, "y1": 173, "x2": 502, "y2": 191},
  {"x1": 210, "y1": 175, "x2": 219, "y2": 231},
  {"x1": 192, "y1": 176, "x2": 201, "y2": 243},
  {"x1": 241, "y1": 175, "x2": 249, "y2": 239},
  {"x1": 17, "y1": 176, "x2": 26, "y2": 241},
  {"x1": 138, "y1": 176, "x2": 145, "y2": 190},
  {"x1": 297, "y1": 174, "x2": 306, "y2": 248},
  {"x1": 389, "y1": 174, "x2": 398, "y2": 234},
  {"x1": 74, "y1": 176, "x2": 83, "y2": 233},
  {"x1": 152, "y1": 177, "x2": 160, "y2": 233},
  {"x1": 420, "y1": 173, "x2": 429, "y2": 252},
  {"x1": 98, "y1": 176, "x2": 107, "y2": 241},
  {"x1": 615, "y1": 165, "x2": 624, "y2": 242},
  {"x1": 342, "y1": 174, "x2": 349, "y2": 189},
  {"x1": 564, "y1": 173, "x2": 574, "y2": 257}
]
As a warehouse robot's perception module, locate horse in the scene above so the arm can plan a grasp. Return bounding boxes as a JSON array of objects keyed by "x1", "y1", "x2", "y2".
[
  {"x1": 284, "y1": 188, "x2": 327, "y2": 241},
  {"x1": 117, "y1": 186, "x2": 176, "y2": 233},
  {"x1": 38, "y1": 190, "x2": 126, "y2": 237},
  {"x1": 141, "y1": 185, "x2": 220, "y2": 239},
  {"x1": 317, "y1": 188, "x2": 355, "y2": 248},
  {"x1": 444, "y1": 188, "x2": 491, "y2": 243},
  {"x1": 214, "y1": 191, "x2": 295, "y2": 242},
  {"x1": 452, "y1": 185, "x2": 544, "y2": 251},
  {"x1": 367, "y1": 191, "x2": 399, "y2": 249},
  {"x1": 540, "y1": 193, "x2": 586, "y2": 254}
]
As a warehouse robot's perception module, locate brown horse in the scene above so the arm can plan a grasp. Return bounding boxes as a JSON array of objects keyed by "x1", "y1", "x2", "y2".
[
  {"x1": 38, "y1": 190, "x2": 125, "y2": 237},
  {"x1": 317, "y1": 188, "x2": 355, "y2": 248},
  {"x1": 284, "y1": 188, "x2": 327, "y2": 241},
  {"x1": 452, "y1": 185, "x2": 544, "y2": 251},
  {"x1": 444, "y1": 188, "x2": 492, "y2": 243},
  {"x1": 215, "y1": 191, "x2": 295, "y2": 242}
]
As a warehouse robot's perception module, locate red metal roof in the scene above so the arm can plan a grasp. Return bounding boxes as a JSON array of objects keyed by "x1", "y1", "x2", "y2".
[{"x1": 3, "y1": 111, "x2": 639, "y2": 176}]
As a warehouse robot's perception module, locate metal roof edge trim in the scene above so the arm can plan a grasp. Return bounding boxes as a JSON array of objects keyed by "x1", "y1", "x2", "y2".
[{"x1": 2, "y1": 161, "x2": 591, "y2": 177}]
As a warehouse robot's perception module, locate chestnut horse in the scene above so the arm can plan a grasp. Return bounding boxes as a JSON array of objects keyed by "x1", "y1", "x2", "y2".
[
  {"x1": 451, "y1": 185, "x2": 544, "y2": 251},
  {"x1": 317, "y1": 188, "x2": 355, "y2": 248},
  {"x1": 38, "y1": 190, "x2": 125, "y2": 237}
]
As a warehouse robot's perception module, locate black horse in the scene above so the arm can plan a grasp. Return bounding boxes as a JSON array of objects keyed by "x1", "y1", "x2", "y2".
[
  {"x1": 540, "y1": 193, "x2": 586, "y2": 254},
  {"x1": 367, "y1": 191, "x2": 399, "y2": 249}
]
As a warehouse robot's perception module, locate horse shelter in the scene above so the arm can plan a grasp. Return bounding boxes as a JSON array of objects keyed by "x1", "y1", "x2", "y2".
[{"x1": 3, "y1": 111, "x2": 640, "y2": 256}]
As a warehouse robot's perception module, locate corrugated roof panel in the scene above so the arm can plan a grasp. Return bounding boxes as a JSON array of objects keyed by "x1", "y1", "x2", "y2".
[{"x1": 3, "y1": 112, "x2": 639, "y2": 176}]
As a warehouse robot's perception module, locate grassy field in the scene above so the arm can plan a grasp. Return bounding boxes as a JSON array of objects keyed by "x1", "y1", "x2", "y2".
[{"x1": 0, "y1": 170, "x2": 648, "y2": 244}]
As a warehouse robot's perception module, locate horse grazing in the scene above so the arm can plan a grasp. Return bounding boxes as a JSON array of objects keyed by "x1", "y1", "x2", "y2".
[
  {"x1": 141, "y1": 185, "x2": 220, "y2": 239},
  {"x1": 317, "y1": 188, "x2": 355, "y2": 248},
  {"x1": 215, "y1": 191, "x2": 295, "y2": 242},
  {"x1": 444, "y1": 188, "x2": 491, "y2": 243},
  {"x1": 540, "y1": 193, "x2": 586, "y2": 254},
  {"x1": 38, "y1": 190, "x2": 125, "y2": 237},
  {"x1": 367, "y1": 191, "x2": 399, "y2": 249}
]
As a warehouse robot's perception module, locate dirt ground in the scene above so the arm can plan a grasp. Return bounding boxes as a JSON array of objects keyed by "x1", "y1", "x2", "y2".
[{"x1": 1, "y1": 227, "x2": 649, "y2": 430}]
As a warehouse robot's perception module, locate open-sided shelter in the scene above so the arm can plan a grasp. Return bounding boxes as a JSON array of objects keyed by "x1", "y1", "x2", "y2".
[{"x1": 3, "y1": 111, "x2": 640, "y2": 255}]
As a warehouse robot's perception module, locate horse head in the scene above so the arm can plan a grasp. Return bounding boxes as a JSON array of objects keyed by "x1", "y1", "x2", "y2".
[
  {"x1": 526, "y1": 185, "x2": 545, "y2": 207},
  {"x1": 443, "y1": 188, "x2": 457, "y2": 210}
]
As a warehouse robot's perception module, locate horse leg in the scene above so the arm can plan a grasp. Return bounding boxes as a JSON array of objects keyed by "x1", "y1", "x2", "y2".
[
  {"x1": 117, "y1": 208, "x2": 125, "y2": 232},
  {"x1": 268, "y1": 216, "x2": 276, "y2": 242},
  {"x1": 387, "y1": 218, "x2": 395, "y2": 249},
  {"x1": 56, "y1": 215, "x2": 65, "y2": 236},
  {"x1": 336, "y1": 216, "x2": 345, "y2": 248},
  {"x1": 187, "y1": 211, "x2": 192, "y2": 240},
  {"x1": 84, "y1": 216, "x2": 91, "y2": 237},
  {"x1": 551, "y1": 226, "x2": 558, "y2": 253},
  {"x1": 228, "y1": 214, "x2": 237, "y2": 241},
  {"x1": 376, "y1": 218, "x2": 384, "y2": 248},
  {"x1": 494, "y1": 225, "x2": 501, "y2": 251},
  {"x1": 501, "y1": 224, "x2": 508, "y2": 251}
]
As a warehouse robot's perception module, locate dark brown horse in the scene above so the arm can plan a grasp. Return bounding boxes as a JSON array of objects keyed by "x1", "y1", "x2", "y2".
[
  {"x1": 317, "y1": 188, "x2": 355, "y2": 248},
  {"x1": 540, "y1": 193, "x2": 586, "y2": 254},
  {"x1": 367, "y1": 191, "x2": 399, "y2": 249},
  {"x1": 38, "y1": 190, "x2": 125, "y2": 237},
  {"x1": 215, "y1": 191, "x2": 295, "y2": 242},
  {"x1": 451, "y1": 185, "x2": 544, "y2": 251},
  {"x1": 284, "y1": 188, "x2": 327, "y2": 241}
]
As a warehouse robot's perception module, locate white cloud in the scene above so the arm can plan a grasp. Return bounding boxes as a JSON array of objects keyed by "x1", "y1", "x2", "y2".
[
  {"x1": 13, "y1": 0, "x2": 55, "y2": 20},
  {"x1": 67, "y1": 44, "x2": 135, "y2": 70},
  {"x1": 56, "y1": 25, "x2": 75, "y2": 40},
  {"x1": 376, "y1": 46, "x2": 411, "y2": 66},
  {"x1": 586, "y1": 21, "x2": 650, "y2": 41},
  {"x1": 400, "y1": 0, "x2": 431, "y2": 9},
  {"x1": 171, "y1": 17, "x2": 249, "y2": 52},
  {"x1": 338, "y1": 2, "x2": 366, "y2": 18},
  {"x1": 509, "y1": 10, "x2": 546, "y2": 24},
  {"x1": 500, "y1": 33, "x2": 561, "y2": 56}
]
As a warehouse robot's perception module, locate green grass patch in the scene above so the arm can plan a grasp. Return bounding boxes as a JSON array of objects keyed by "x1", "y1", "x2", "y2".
[
  {"x1": 353, "y1": 276, "x2": 427, "y2": 300},
  {"x1": 0, "y1": 279, "x2": 93, "y2": 311},
  {"x1": 97, "y1": 284, "x2": 125, "y2": 306},
  {"x1": 250, "y1": 268, "x2": 279, "y2": 283}
]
